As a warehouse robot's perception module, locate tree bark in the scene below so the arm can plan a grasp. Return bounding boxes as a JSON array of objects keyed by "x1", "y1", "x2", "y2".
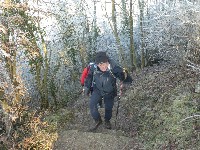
[
  {"x1": 138, "y1": 0, "x2": 145, "y2": 69},
  {"x1": 111, "y1": 0, "x2": 126, "y2": 66},
  {"x1": 129, "y1": 0, "x2": 138, "y2": 71}
]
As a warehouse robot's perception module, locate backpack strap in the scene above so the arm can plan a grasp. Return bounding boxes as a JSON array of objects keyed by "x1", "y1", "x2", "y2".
[
  {"x1": 90, "y1": 64, "x2": 97, "y2": 87},
  {"x1": 108, "y1": 58, "x2": 117, "y2": 79}
]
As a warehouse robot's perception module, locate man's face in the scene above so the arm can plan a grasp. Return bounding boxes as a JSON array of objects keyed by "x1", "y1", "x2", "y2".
[{"x1": 97, "y1": 62, "x2": 109, "y2": 72}]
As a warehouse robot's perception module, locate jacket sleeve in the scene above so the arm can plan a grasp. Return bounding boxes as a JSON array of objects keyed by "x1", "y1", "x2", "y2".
[
  {"x1": 123, "y1": 69, "x2": 133, "y2": 84},
  {"x1": 108, "y1": 58, "x2": 125, "y2": 81},
  {"x1": 84, "y1": 68, "x2": 93, "y2": 89},
  {"x1": 80, "y1": 67, "x2": 88, "y2": 86},
  {"x1": 110, "y1": 58, "x2": 133, "y2": 83},
  {"x1": 111, "y1": 65, "x2": 126, "y2": 81}
]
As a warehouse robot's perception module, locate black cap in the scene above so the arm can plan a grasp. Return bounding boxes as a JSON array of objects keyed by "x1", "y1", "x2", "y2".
[{"x1": 95, "y1": 51, "x2": 108, "y2": 64}]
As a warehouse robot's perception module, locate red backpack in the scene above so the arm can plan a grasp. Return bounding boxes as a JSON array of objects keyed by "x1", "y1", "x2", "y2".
[{"x1": 80, "y1": 63, "x2": 94, "y2": 86}]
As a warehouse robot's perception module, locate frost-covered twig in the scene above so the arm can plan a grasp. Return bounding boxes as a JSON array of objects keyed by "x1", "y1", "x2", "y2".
[
  {"x1": 0, "y1": 24, "x2": 7, "y2": 34},
  {"x1": 186, "y1": 60, "x2": 200, "y2": 72},
  {"x1": 180, "y1": 115, "x2": 200, "y2": 123}
]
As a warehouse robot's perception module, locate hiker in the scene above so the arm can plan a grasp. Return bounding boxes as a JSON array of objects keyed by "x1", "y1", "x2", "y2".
[
  {"x1": 83, "y1": 51, "x2": 132, "y2": 131},
  {"x1": 81, "y1": 62, "x2": 103, "y2": 107}
]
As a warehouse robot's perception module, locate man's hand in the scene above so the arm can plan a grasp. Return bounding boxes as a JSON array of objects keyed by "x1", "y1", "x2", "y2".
[{"x1": 83, "y1": 87, "x2": 90, "y2": 96}]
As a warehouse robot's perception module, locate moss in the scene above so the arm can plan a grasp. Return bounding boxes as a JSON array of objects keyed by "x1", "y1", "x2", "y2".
[{"x1": 44, "y1": 109, "x2": 75, "y2": 128}]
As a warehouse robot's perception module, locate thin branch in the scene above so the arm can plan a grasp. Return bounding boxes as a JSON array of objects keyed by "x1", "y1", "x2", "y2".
[
  {"x1": 186, "y1": 60, "x2": 200, "y2": 72},
  {"x1": 180, "y1": 115, "x2": 200, "y2": 123}
]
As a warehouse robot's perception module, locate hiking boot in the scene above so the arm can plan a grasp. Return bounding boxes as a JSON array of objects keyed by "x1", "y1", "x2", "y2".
[
  {"x1": 104, "y1": 120, "x2": 112, "y2": 129},
  {"x1": 88, "y1": 118, "x2": 102, "y2": 132}
]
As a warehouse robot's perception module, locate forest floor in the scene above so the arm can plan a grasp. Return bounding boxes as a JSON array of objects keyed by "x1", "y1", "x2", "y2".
[{"x1": 53, "y1": 61, "x2": 200, "y2": 150}]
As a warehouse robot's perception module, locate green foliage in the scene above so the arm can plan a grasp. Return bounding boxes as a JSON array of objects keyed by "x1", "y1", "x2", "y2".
[
  {"x1": 0, "y1": 143, "x2": 7, "y2": 150},
  {"x1": 67, "y1": 47, "x2": 77, "y2": 65},
  {"x1": 0, "y1": 105, "x2": 58, "y2": 149},
  {"x1": 44, "y1": 109, "x2": 74, "y2": 128},
  {"x1": 138, "y1": 93, "x2": 199, "y2": 149},
  {"x1": 59, "y1": 91, "x2": 78, "y2": 107},
  {"x1": 17, "y1": 111, "x2": 58, "y2": 150},
  {"x1": 0, "y1": 1, "x2": 50, "y2": 110}
]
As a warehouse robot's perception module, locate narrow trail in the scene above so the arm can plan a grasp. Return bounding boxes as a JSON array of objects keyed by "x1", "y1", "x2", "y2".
[{"x1": 53, "y1": 93, "x2": 140, "y2": 150}]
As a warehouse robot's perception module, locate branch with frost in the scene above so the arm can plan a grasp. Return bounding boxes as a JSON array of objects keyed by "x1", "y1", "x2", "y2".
[
  {"x1": 0, "y1": 24, "x2": 7, "y2": 34},
  {"x1": 180, "y1": 115, "x2": 200, "y2": 123},
  {"x1": 0, "y1": 49, "x2": 11, "y2": 58},
  {"x1": 186, "y1": 60, "x2": 200, "y2": 72}
]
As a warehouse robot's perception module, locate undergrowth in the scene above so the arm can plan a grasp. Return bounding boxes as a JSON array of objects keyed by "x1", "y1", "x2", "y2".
[{"x1": 121, "y1": 64, "x2": 200, "y2": 149}]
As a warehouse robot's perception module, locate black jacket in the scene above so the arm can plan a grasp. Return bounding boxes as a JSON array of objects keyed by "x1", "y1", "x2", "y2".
[{"x1": 84, "y1": 59, "x2": 126, "y2": 96}]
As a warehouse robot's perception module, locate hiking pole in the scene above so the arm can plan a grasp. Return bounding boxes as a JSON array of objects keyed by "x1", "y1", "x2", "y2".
[{"x1": 115, "y1": 81, "x2": 123, "y2": 128}]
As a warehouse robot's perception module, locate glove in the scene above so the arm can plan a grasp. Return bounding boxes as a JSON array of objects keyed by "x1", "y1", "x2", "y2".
[
  {"x1": 123, "y1": 73, "x2": 133, "y2": 84},
  {"x1": 122, "y1": 68, "x2": 133, "y2": 84},
  {"x1": 83, "y1": 87, "x2": 90, "y2": 96},
  {"x1": 123, "y1": 68, "x2": 128, "y2": 80}
]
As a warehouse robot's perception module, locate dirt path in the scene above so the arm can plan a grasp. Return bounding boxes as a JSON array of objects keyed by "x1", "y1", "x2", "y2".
[
  {"x1": 54, "y1": 130, "x2": 137, "y2": 150},
  {"x1": 53, "y1": 94, "x2": 140, "y2": 150}
]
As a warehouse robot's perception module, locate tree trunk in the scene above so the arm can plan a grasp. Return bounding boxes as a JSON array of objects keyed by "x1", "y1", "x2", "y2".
[
  {"x1": 41, "y1": 36, "x2": 49, "y2": 109},
  {"x1": 92, "y1": 0, "x2": 98, "y2": 57},
  {"x1": 111, "y1": 0, "x2": 126, "y2": 67},
  {"x1": 129, "y1": 0, "x2": 138, "y2": 71},
  {"x1": 138, "y1": 0, "x2": 145, "y2": 69},
  {"x1": 121, "y1": 0, "x2": 129, "y2": 30}
]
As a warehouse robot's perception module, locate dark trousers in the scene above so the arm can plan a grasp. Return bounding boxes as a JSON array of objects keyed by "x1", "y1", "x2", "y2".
[{"x1": 89, "y1": 90, "x2": 114, "y2": 121}]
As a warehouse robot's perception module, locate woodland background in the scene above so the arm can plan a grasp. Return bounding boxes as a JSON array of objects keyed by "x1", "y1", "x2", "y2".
[{"x1": 0, "y1": 0, "x2": 199, "y2": 149}]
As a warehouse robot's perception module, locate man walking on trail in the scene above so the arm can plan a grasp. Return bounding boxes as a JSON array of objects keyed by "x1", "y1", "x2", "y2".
[
  {"x1": 81, "y1": 62, "x2": 103, "y2": 108},
  {"x1": 83, "y1": 51, "x2": 132, "y2": 131}
]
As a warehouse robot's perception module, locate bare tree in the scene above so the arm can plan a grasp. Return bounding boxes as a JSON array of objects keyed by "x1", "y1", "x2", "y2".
[
  {"x1": 36, "y1": 0, "x2": 49, "y2": 109},
  {"x1": 91, "y1": 0, "x2": 98, "y2": 56},
  {"x1": 129, "y1": 0, "x2": 138, "y2": 71},
  {"x1": 138, "y1": 0, "x2": 145, "y2": 68},
  {"x1": 111, "y1": 0, "x2": 126, "y2": 66},
  {"x1": 121, "y1": 0, "x2": 129, "y2": 30}
]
